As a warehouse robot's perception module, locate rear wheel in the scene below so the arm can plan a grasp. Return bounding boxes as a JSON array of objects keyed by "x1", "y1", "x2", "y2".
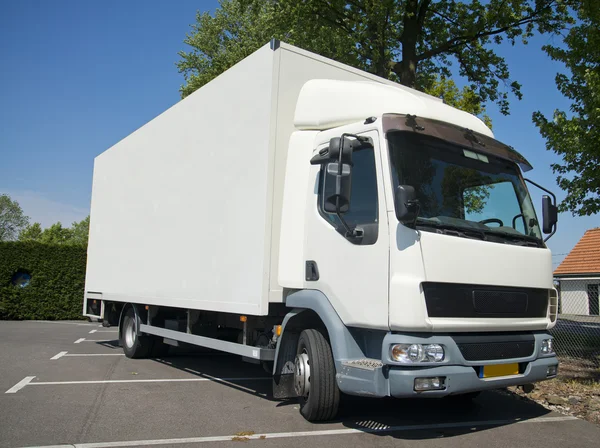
[
  {"x1": 294, "y1": 329, "x2": 340, "y2": 421},
  {"x1": 121, "y1": 308, "x2": 152, "y2": 359}
]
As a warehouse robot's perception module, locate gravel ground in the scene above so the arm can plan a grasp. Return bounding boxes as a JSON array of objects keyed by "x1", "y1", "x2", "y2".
[{"x1": 506, "y1": 358, "x2": 600, "y2": 425}]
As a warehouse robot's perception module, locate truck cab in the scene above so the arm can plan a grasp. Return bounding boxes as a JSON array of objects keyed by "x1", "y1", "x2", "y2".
[{"x1": 275, "y1": 78, "x2": 558, "y2": 419}]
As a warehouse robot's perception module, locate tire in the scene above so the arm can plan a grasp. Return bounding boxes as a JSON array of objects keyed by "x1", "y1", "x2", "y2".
[
  {"x1": 296, "y1": 329, "x2": 340, "y2": 421},
  {"x1": 121, "y1": 308, "x2": 152, "y2": 359}
]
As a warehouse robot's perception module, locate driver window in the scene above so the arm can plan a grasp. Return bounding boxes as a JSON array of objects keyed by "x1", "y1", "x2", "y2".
[{"x1": 463, "y1": 181, "x2": 525, "y2": 233}]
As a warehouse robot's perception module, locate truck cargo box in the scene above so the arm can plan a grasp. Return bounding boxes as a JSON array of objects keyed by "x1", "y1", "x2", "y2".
[{"x1": 84, "y1": 41, "x2": 437, "y2": 316}]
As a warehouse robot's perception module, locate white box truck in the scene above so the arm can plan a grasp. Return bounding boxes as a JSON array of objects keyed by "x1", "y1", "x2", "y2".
[{"x1": 84, "y1": 40, "x2": 560, "y2": 421}]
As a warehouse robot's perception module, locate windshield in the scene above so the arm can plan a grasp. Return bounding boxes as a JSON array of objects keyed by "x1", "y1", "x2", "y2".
[{"x1": 387, "y1": 131, "x2": 542, "y2": 244}]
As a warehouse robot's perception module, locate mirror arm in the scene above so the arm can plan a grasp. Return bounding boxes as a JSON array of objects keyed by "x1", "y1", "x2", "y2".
[
  {"x1": 336, "y1": 211, "x2": 360, "y2": 238},
  {"x1": 524, "y1": 178, "x2": 557, "y2": 204},
  {"x1": 334, "y1": 135, "x2": 361, "y2": 239},
  {"x1": 406, "y1": 199, "x2": 420, "y2": 228},
  {"x1": 524, "y1": 178, "x2": 557, "y2": 242}
]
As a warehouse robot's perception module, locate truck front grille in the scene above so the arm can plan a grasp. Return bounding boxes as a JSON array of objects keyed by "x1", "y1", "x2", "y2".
[
  {"x1": 422, "y1": 282, "x2": 549, "y2": 318},
  {"x1": 457, "y1": 341, "x2": 535, "y2": 361}
]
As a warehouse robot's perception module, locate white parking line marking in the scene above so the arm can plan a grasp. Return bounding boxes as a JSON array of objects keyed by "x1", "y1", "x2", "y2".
[
  {"x1": 86, "y1": 339, "x2": 118, "y2": 343},
  {"x1": 28, "y1": 321, "x2": 94, "y2": 326},
  {"x1": 50, "y1": 351, "x2": 68, "y2": 360},
  {"x1": 28, "y1": 377, "x2": 271, "y2": 386},
  {"x1": 5, "y1": 376, "x2": 271, "y2": 393},
  {"x1": 96, "y1": 330, "x2": 118, "y2": 333},
  {"x1": 64, "y1": 353, "x2": 125, "y2": 357},
  {"x1": 74, "y1": 338, "x2": 117, "y2": 343},
  {"x1": 89, "y1": 329, "x2": 97, "y2": 334},
  {"x1": 18, "y1": 415, "x2": 579, "y2": 447},
  {"x1": 5, "y1": 376, "x2": 36, "y2": 394}
]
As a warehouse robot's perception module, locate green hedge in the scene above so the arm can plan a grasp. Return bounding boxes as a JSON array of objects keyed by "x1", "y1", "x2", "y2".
[{"x1": 0, "y1": 242, "x2": 87, "y2": 320}]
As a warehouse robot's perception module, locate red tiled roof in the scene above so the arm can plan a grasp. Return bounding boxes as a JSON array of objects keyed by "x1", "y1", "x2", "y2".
[{"x1": 554, "y1": 227, "x2": 600, "y2": 276}]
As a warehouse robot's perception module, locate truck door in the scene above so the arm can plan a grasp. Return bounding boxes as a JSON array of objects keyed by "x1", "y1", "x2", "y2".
[{"x1": 304, "y1": 130, "x2": 390, "y2": 330}]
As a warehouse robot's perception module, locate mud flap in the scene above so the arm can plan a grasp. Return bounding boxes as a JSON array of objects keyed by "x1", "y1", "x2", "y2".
[{"x1": 272, "y1": 331, "x2": 299, "y2": 399}]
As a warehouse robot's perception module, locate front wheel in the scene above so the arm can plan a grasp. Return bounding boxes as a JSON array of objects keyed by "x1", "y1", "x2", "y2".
[{"x1": 294, "y1": 329, "x2": 340, "y2": 421}]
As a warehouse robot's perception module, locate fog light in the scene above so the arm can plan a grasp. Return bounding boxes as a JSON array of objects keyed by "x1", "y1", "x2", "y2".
[
  {"x1": 547, "y1": 365, "x2": 558, "y2": 377},
  {"x1": 414, "y1": 377, "x2": 445, "y2": 391},
  {"x1": 540, "y1": 338, "x2": 554, "y2": 355}
]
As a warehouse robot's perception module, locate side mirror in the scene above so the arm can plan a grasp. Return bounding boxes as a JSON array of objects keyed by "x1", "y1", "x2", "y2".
[
  {"x1": 542, "y1": 195, "x2": 558, "y2": 234},
  {"x1": 322, "y1": 162, "x2": 352, "y2": 214},
  {"x1": 310, "y1": 136, "x2": 368, "y2": 165},
  {"x1": 524, "y1": 178, "x2": 558, "y2": 242},
  {"x1": 394, "y1": 185, "x2": 419, "y2": 225}
]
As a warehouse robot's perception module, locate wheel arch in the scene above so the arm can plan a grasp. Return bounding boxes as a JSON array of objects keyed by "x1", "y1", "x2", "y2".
[{"x1": 272, "y1": 289, "x2": 365, "y2": 399}]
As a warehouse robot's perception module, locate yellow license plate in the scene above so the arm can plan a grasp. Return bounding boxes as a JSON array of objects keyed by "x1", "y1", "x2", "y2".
[{"x1": 482, "y1": 363, "x2": 519, "y2": 378}]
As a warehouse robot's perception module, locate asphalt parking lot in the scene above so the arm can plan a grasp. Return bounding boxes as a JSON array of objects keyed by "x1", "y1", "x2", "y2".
[{"x1": 1, "y1": 321, "x2": 599, "y2": 448}]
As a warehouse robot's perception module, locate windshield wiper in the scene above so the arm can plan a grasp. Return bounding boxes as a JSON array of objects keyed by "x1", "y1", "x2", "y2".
[
  {"x1": 416, "y1": 219, "x2": 487, "y2": 241},
  {"x1": 481, "y1": 229, "x2": 542, "y2": 246}
]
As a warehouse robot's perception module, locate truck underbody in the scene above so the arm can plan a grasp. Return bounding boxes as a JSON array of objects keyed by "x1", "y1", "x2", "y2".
[{"x1": 86, "y1": 288, "x2": 559, "y2": 422}]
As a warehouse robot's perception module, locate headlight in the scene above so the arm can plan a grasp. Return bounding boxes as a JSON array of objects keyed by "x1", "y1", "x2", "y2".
[
  {"x1": 390, "y1": 343, "x2": 445, "y2": 363},
  {"x1": 540, "y1": 338, "x2": 554, "y2": 355}
]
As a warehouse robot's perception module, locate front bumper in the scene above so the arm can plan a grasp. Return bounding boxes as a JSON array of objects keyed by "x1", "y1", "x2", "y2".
[
  {"x1": 388, "y1": 355, "x2": 557, "y2": 397},
  {"x1": 336, "y1": 331, "x2": 558, "y2": 398}
]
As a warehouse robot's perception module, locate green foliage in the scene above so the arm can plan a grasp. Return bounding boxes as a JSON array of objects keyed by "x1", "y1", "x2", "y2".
[
  {"x1": 0, "y1": 194, "x2": 29, "y2": 241},
  {"x1": 69, "y1": 215, "x2": 90, "y2": 247},
  {"x1": 533, "y1": 0, "x2": 599, "y2": 216},
  {"x1": 178, "y1": 0, "x2": 571, "y2": 115},
  {"x1": 423, "y1": 77, "x2": 493, "y2": 128},
  {"x1": 17, "y1": 222, "x2": 42, "y2": 242},
  {"x1": 37, "y1": 222, "x2": 74, "y2": 245},
  {"x1": 0, "y1": 242, "x2": 86, "y2": 320},
  {"x1": 18, "y1": 216, "x2": 90, "y2": 246},
  {"x1": 177, "y1": 0, "x2": 358, "y2": 98}
]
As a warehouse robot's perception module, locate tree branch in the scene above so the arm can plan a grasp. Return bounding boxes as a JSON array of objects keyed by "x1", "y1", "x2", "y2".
[
  {"x1": 418, "y1": 1, "x2": 555, "y2": 61},
  {"x1": 312, "y1": 0, "x2": 356, "y2": 35},
  {"x1": 417, "y1": 0, "x2": 432, "y2": 29}
]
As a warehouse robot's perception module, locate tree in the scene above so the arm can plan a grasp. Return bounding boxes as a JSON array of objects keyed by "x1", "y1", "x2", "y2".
[
  {"x1": 424, "y1": 76, "x2": 492, "y2": 128},
  {"x1": 533, "y1": 0, "x2": 599, "y2": 216},
  {"x1": 0, "y1": 194, "x2": 29, "y2": 241},
  {"x1": 18, "y1": 222, "x2": 43, "y2": 242},
  {"x1": 18, "y1": 217, "x2": 90, "y2": 246},
  {"x1": 178, "y1": 0, "x2": 570, "y2": 116},
  {"x1": 38, "y1": 223, "x2": 74, "y2": 245},
  {"x1": 70, "y1": 216, "x2": 90, "y2": 247}
]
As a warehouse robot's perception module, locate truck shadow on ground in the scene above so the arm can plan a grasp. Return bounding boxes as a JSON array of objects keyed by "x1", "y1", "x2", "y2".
[
  {"x1": 126, "y1": 344, "x2": 554, "y2": 441},
  {"x1": 337, "y1": 392, "x2": 553, "y2": 440}
]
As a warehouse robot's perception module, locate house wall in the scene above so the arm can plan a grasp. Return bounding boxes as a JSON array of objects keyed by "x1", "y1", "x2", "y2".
[{"x1": 559, "y1": 279, "x2": 600, "y2": 315}]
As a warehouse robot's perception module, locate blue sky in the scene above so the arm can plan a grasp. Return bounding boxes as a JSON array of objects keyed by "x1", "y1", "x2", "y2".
[{"x1": 0, "y1": 1, "x2": 597, "y2": 268}]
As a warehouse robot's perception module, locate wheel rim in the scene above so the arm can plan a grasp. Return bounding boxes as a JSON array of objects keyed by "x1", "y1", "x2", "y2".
[
  {"x1": 294, "y1": 350, "x2": 310, "y2": 398},
  {"x1": 124, "y1": 316, "x2": 136, "y2": 349}
]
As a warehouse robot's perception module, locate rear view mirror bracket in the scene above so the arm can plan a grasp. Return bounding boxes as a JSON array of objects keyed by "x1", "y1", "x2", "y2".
[{"x1": 524, "y1": 178, "x2": 558, "y2": 242}]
